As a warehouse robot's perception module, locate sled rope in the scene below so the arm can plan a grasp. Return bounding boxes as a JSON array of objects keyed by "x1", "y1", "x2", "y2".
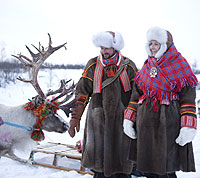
[{"x1": 0, "y1": 116, "x2": 32, "y2": 131}]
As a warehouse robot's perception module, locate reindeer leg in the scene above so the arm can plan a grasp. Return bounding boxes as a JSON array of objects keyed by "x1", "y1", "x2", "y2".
[
  {"x1": 0, "y1": 141, "x2": 13, "y2": 158},
  {"x1": 4, "y1": 152, "x2": 33, "y2": 165}
]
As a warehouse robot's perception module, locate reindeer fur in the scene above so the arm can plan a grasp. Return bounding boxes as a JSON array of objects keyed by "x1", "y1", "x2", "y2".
[
  {"x1": 0, "y1": 34, "x2": 70, "y2": 162},
  {"x1": 0, "y1": 103, "x2": 68, "y2": 158}
]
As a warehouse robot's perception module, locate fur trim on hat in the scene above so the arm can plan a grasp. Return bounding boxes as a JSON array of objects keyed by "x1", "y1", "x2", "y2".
[
  {"x1": 92, "y1": 31, "x2": 124, "y2": 51},
  {"x1": 145, "y1": 26, "x2": 168, "y2": 58}
]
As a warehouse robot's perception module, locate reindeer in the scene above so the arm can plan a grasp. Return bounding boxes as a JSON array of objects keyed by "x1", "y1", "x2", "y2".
[{"x1": 0, "y1": 34, "x2": 76, "y2": 162}]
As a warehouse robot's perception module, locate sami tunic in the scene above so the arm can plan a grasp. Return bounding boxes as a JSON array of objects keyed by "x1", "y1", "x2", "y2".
[{"x1": 75, "y1": 55, "x2": 138, "y2": 177}]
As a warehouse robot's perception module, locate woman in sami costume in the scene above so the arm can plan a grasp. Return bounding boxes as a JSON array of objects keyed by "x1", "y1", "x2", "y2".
[{"x1": 123, "y1": 26, "x2": 198, "y2": 178}]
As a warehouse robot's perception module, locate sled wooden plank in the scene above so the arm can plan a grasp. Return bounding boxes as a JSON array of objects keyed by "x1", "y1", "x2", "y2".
[
  {"x1": 29, "y1": 142, "x2": 89, "y2": 175},
  {"x1": 36, "y1": 142, "x2": 76, "y2": 149},
  {"x1": 33, "y1": 162, "x2": 94, "y2": 175},
  {"x1": 35, "y1": 142, "x2": 78, "y2": 153},
  {"x1": 33, "y1": 147, "x2": 77, "y2": 154},
  {"x1": 36, "y1": 143, "x2": 59, "y2": 149},
  {"x1": 32, "y1": 142, "x2": 81, "y2": 158},
  {"x1": 31, "y1": 149, "x2": 81, "y2": 160},
  {"x1": 36, "y1": 144, "x2": 73, "y2": 151},
  {"x1": 47, "y1": 142, "x2": 77, "y2": 149},
  {"x1": 5, "y1": 155, "x2": 93, "y2": 176}
]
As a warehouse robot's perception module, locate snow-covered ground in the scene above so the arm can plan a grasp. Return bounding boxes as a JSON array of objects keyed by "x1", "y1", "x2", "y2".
[{"x1": 0, "y1": 69, "x2": 199, "y2": 178}]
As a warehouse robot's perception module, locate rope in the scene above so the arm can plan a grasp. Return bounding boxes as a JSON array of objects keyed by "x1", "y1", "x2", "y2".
[{"x1": 3, "y1": 121, "x2": 32, "y2": 131}]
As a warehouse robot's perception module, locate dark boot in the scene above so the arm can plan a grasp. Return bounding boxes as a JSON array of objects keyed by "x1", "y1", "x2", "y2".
[
  {"x1": 93, "y1": 172, "x2": 131, "y2": 178},
  {"x1": 166, "y1": 172, "x2": 177, "y2": 178},
  {"x1": 145, "y1": 172, "x2": 177, "y2": 178},
  {"x1": 131, "y1": 164, "x2": 145, "y2": 177},
  {"x1": 93, "y1": 172, "x2": 106, "y2": 178},
  {"x1": 112, "y1": 173, "x2": 131, "y2": 178},
  {"x1": 144, "y1": 173, "x2": 158, "y2": 178},
  {"x1": 157, "y1": 172, "x2": 177, "y2": 178}
]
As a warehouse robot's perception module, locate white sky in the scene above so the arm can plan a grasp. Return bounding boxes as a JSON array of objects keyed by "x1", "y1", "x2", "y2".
[{"x1": 0, "y1": 0, "x2": 200, "y2": 68}]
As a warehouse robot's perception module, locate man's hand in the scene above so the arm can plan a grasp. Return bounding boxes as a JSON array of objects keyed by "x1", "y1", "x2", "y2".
[
  {"x1": 68, "y1": 118, "x2": 80, "y2": 137},
  {"x1": 68, "y1": 104, "x2": 85, "y2": 137}
]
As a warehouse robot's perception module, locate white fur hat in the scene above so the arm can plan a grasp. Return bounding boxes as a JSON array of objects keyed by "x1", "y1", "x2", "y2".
[
  {"x1": 145, "y1": 26, "x2": 168, "y2": 58},
  {"x1": 92, "y1": 31, "x2": 124, "y2": 51}
]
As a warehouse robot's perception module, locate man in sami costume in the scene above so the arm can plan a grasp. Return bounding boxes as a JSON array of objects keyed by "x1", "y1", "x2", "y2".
[
  {"x1": 68, "y1": 31, "x2": 138, "y2": 178},
  {"x1": 123, "y1": 26, "x2": 198, "y2": 178}
]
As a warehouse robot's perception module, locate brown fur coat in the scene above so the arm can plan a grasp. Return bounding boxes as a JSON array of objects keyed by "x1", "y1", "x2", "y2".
[
  {"x1": 129, "y1": 84, "x2": 196, "y2": 175},
  {"x1": 75, "y1": 56, "x2": 138, "y2": 177}
]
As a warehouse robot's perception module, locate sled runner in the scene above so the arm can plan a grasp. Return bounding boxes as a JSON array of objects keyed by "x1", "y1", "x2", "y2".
[{"x1": 28, "y1": 142, "x2": 94, "y2": 175}]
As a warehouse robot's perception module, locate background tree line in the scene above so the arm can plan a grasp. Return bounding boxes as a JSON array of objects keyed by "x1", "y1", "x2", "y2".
[
  {"x1": 0, "y1": 57, "x2": 85, "y2": 88},
  {"x1": 0, "y1": 56, "x2": 200, "y2": 88}
]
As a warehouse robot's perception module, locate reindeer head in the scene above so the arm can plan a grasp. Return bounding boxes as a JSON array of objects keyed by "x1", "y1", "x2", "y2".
[
  {"x1": 41, "y1": 113, "x2": 69, "y2": 133},
  {"x1": 12, "y1": 34, "x2": 77, "y2": 141},
  {"x1": 30, "y1": 95, "x2": 69, "y2": 133}
]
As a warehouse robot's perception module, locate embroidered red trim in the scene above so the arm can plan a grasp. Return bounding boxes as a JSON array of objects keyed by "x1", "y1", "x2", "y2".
[
  {"x1": 181, "y1": 115, "x2": 197, "y2": 129},
  {"x1": 124, "y1": 109, "x2": 136, "y2": 122}
]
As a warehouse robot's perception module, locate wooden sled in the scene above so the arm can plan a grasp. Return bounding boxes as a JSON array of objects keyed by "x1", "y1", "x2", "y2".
[{"x1": 28, "y1": 142, "x2": 94, "y2": 175}]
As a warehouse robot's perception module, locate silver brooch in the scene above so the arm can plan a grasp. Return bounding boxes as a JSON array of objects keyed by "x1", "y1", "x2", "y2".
[{"x1": 150, "y1": 67, "x2": 157, "y2": 77}]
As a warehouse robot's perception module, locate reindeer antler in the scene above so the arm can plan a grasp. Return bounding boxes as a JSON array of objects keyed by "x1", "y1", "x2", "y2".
[
  {"x1": 46, "y1": 79, "x2": 76, "y2": 103},
  {"x1": 12, "y1": 33, "x2": 67, "y2": 98},
  {"x1": 45, "y1": 79, "x2": 78, "y2": 117}
]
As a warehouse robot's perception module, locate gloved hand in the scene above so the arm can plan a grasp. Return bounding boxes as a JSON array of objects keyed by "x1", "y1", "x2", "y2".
[
  {"x1": 175, "y1": 127, "x2": 197, "y2": 146},
  {"x1": 68, "y1": 104, "x2": 85, "y2": 138},
  {"x1": 123, "y1": 119, "x2": 137, "y2": 139}
]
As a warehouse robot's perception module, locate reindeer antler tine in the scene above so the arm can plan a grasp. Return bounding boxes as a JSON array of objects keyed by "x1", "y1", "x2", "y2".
[
  {"x1": 46, "y1": 79, "x2": 66, "y2": 97},
  {"x1": 62, "y1": 42, "x2": 67, "y2": 50},
  {"x1": 31, "y1": 44, "x2": 42, "y2": 55},
  {"x1": 38, "y1": 42, "x2": 41, "y2": 52},
  {"x1": 12, "y1": 54, "x2": 27, "y2": 66},
  {"x1": 66, "y1": 79, "x2": 72, "y2": 83},
  {"x1": 11, "y1": 54, "x2": 18, "y2": 58},
  {"x1": 57, "y1": 92, "x2": 74, "y2": 105},
  {"x1": 62, "y1": 79, "x2": 72, "y2": 86},
  {"x1": 58, "y1": 98, "x2": 78, "y2": 117},
  {"x1": 49, "y1": 79, "x2": 76, "y2": 102},
  {"x1": 54, "y1": 42, "x2": 67, "y2": 51},
  {"x1": 60, "y1": 79, "x2": 66, "y2": 87},
  {"x1": 25, "y1": 45, "x2": 37, "y2": 58},
  {"x1": 72, "y1": 81, "x2": 76, "y2": 87},
  {"x1": 20, "y1": 54, "x2": 32, "y2": 63},
  {"x1": 11, "y1": 54, "x2": 21, "y2": 61},
  {"x1": 17, "y1": 76, "x2": 31, "y2": 83},
  {"x1": 38, "y1": 42, "x2": 44, "y2": 52},
  {"x1": 48, "y1": 33, "x2": 52, "y2": 47}
]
